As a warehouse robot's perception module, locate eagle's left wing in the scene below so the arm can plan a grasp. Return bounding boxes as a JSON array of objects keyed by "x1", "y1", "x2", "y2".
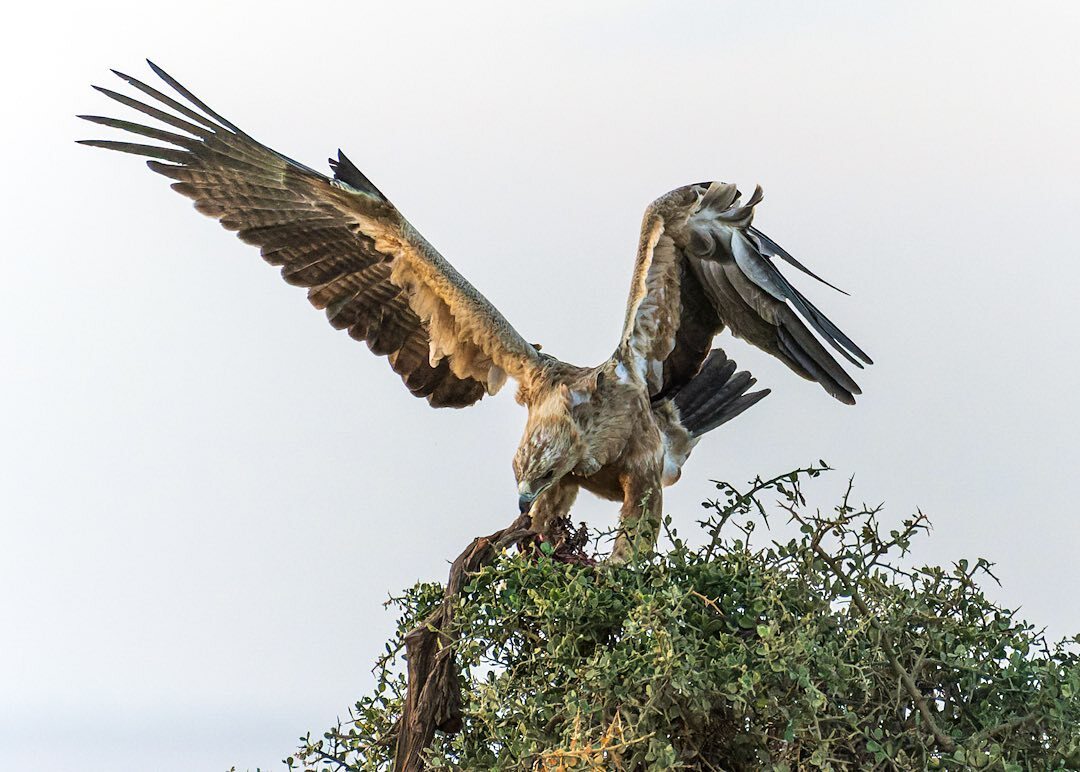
[
  {"x1": 79, "y1": 62, "x2": 542, "y2": 408},
  {"x1": 618, "y1": 182, "x2": 872, "y2": 404}
]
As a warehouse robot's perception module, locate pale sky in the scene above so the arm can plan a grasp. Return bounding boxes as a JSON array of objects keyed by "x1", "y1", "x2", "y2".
[{"x1": 3, "y1": 2, "x2": 1079, "y2": 770}]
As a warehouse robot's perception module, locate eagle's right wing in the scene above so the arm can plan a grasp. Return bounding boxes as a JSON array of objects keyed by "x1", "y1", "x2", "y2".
[
  {"x1": 618, "y1": 182, "x2": 872, "y2": 405},
  {"x1": 79, "y1": 62, "x2": 542, "y2": 408}
]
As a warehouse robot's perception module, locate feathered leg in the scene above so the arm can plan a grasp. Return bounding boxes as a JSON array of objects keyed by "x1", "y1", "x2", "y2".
[{"x1": 610, "y1": 469, "x2": 663, "y2": 563}]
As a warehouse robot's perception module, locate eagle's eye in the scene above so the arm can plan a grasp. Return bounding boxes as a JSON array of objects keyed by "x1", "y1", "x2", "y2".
[{"x1": 536, "y1": 470, "x2": 555, "y2": 487}]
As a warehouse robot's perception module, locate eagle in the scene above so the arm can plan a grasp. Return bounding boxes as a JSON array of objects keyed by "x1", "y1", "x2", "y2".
[{"x1": 80, "y1": 62, "x2": 871, "y2": 561}]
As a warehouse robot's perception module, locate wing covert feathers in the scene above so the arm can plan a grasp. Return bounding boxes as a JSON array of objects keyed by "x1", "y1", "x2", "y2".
[
  {"x1": 80, "y1": 62, "x2": 540, "y2": 408},
  {"x1": 620, "y1": 181, "x2": 871, "y2": 404}
]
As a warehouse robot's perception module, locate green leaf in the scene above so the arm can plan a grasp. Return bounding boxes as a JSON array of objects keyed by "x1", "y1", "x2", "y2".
[{"x1": 288, "y1": 465, "x2": 1080, "y2": 772}]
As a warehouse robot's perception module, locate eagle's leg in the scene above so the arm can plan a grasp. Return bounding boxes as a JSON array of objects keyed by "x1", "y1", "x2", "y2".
[
  {"x1": 610, "y1": 470, "x2": 663, "y2": 563},
  {"x1": 527, "y1": 479, "x2": 579, "y2": 546}
]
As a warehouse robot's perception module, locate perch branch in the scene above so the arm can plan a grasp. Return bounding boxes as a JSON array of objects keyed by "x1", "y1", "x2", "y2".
[{"x1": 392, "y1": 513, "x2": 535, "y2": 772}]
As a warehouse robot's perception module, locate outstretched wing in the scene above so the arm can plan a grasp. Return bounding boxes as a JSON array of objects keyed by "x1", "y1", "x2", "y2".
[
  {"x1": 79, "y1": 62, "x2": 542, "y2": 408},
  {"x1": 618, "y1": 182, "x2": 872, "y2": 404}
]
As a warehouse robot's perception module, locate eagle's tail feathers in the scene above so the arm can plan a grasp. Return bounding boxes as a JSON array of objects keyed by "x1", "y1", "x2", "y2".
[{"x1": 673, "y1": 349, "x2": 770, "y2": 437}]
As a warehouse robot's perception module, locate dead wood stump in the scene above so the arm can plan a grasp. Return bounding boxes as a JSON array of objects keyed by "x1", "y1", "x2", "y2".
[{"x1": 392, "y1": 513, "x2": 535, "y2": 772}]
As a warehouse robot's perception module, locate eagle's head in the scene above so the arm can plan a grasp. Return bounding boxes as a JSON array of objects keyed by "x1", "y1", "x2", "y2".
[{"x1": 513, "y1": 384, "x2": 586, "y2": 514}]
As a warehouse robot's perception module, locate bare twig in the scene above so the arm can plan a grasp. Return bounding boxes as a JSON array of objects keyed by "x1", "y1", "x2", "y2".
[
  {"x1": 309, "y1": 745, "x2": 361, "y2": 772},
  {"x1": 969, "y1": 712, "x2": 1040, "y2": 745}
]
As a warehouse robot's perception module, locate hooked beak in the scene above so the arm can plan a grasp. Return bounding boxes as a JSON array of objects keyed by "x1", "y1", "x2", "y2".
[
  {"x1": 518, "y1": 480, "x2": 548, "y2": 514},
  {"x1": 518, "y1": 482, "x2": 538, "y2": 514}
]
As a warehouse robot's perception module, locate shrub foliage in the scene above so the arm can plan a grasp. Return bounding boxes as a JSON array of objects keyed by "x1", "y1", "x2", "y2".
[{"x1": 289, "y1": 466, "x2": 1080, "y2": 770}]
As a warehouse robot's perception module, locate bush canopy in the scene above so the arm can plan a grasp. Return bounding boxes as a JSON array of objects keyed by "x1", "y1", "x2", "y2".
[{"x1": 286, "y1": 466, "x2": 1080, "y2": 771}]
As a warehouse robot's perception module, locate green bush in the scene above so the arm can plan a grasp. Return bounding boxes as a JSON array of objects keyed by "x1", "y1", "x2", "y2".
[{"x1": 287, "y1": 466, "x2": 1080, "y2": 771}]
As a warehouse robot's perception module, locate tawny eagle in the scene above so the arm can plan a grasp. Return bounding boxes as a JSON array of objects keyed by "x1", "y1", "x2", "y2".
[{"x1": 80, "y1": 63, "x2": 871, "y2": 560}]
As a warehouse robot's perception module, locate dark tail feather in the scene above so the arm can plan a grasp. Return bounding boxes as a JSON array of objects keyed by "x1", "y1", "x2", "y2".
[{"x1": 673, "y1": 349, "x2": 770, "y2": 437}]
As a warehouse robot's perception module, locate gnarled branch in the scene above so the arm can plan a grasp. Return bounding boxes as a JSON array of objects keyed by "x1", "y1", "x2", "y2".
[{"x1": 393, "y1": 513, "x2": 535, "y2": 772}]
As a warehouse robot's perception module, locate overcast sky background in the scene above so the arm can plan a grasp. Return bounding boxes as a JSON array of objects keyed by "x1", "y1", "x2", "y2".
[{"x1": 3, "y1": 1, "x2": 1079, "y2": 770}]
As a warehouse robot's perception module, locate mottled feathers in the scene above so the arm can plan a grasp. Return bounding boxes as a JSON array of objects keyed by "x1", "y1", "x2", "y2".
[
  {"x1": 79, "y1": 63, "x2": 871, "y2": 426},
  {"x1": 79, "y1": 62, "x2": 540, "y2": 408},
  {"x1": 79, "y1": 62, "x2": 874, "y2": 557}
]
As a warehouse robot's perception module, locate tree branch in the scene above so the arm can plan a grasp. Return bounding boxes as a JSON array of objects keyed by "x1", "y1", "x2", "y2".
[
  {"x1": 969, "y1": 712, "x2": 1039, "y2": 745},
  {"x1": 392, "y1": 513, "x2": 535, "y2": 772},
  {"x1": 805, "y1": 533, "x2": 958, "y2": 753}
]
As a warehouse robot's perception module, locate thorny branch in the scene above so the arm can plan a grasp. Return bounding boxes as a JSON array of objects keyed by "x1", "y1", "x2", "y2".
[{"x1": 787, "y1": 508, "x2": 958, "y2": 754}]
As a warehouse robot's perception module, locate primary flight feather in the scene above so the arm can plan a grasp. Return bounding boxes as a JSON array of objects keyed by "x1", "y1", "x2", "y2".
[{"x1": 80, "y1": 62, "x2": 871, "y2": 559}]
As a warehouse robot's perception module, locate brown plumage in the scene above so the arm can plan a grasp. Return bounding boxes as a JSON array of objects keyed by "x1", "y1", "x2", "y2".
[{"x1": 79, "y1": 62, "x2": 872, "y2": 560}]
